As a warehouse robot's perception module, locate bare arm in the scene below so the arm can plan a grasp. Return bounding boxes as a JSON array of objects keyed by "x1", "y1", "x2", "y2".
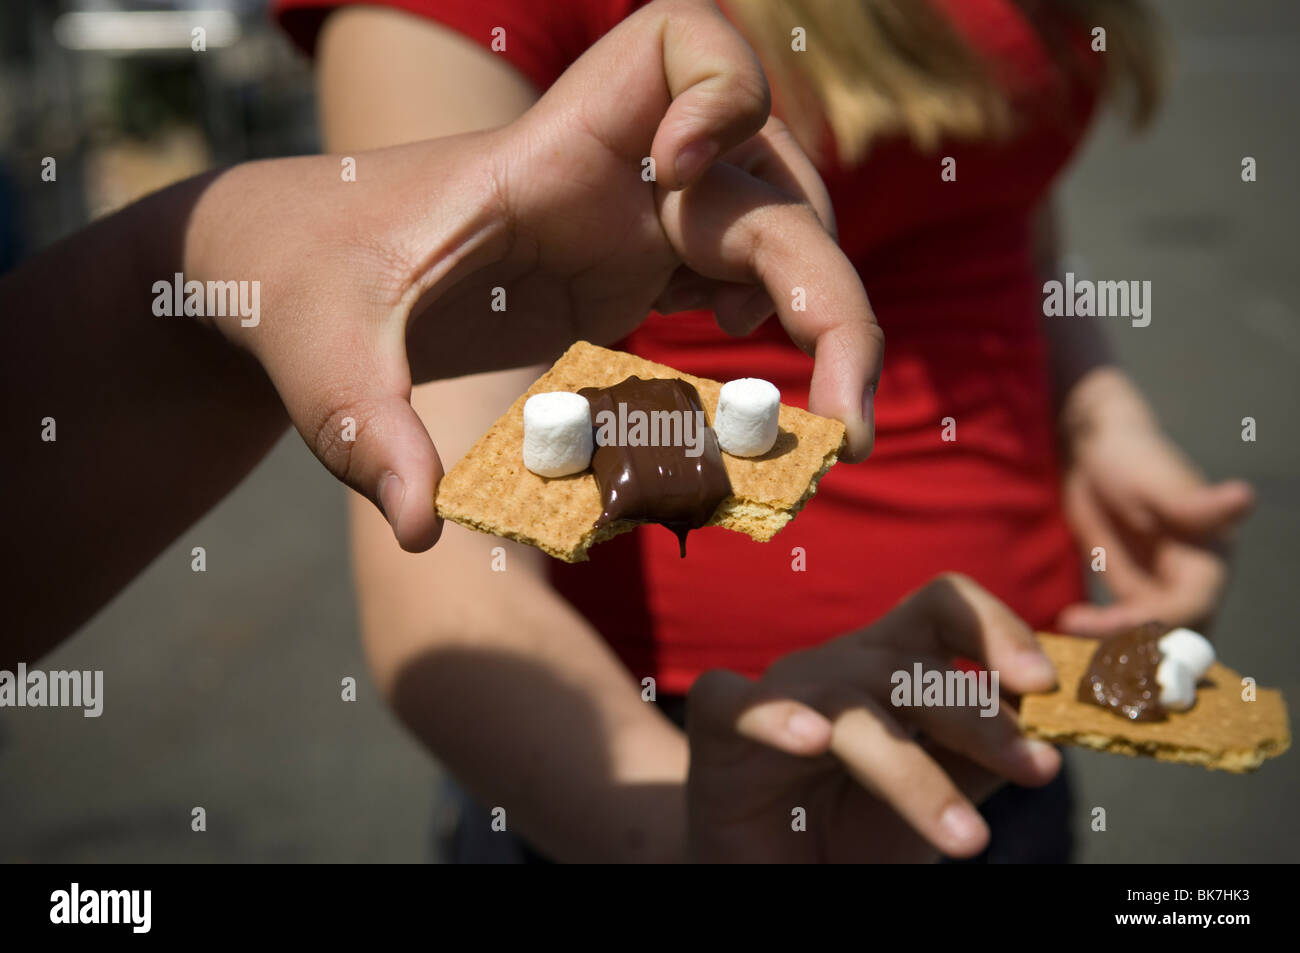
[
  {"x1": 1034, "y1": 199, "x2": 1253, "y2": 636},
  {"x1": 1033, "y1": 200, "x2": 1132, "y2": 423},
  {"x1": 321, "y1": 7, "x2": 689, "y2": 861},
  {"x1": 2, "y1": 174, "x2": 288, "y2": 662},
  {"x1": 1, "y1": 126, "x2": 511, "y2": 655}
]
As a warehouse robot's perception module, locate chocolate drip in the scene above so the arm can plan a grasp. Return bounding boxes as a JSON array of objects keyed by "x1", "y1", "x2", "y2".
[
  {"x1": 578, "y1": 376, "x2": 732, "y2": 556},
  {"x1": 1076, "y1": 621, "x2": 1171, "y2": 721}
]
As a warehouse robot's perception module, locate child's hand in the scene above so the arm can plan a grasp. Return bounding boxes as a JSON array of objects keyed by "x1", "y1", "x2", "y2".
[
  {"x1": 685, "y1": 574, "x2": 1060, "y2": 862},
  {"x1": 1056, "y1": 368, "x2": 1255, "y2": 637},
  {"x1": 187, "y1": 0, "x2": 881, "y2": 553}
]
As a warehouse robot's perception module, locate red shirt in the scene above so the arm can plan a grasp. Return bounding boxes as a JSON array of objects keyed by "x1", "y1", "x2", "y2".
[{"x1": 278, "y1": 0, "x2": 1093, "y2": 693}]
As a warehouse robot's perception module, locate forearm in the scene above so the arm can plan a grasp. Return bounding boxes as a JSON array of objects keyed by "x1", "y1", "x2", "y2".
[
  {"x1": 2, "y1": 176, "x2": 288, "y2": 661},
  {"x1": 352, "y1": 494, "x2": 689, "y2": 863},
  {"x1": 1034, "y1": 200, "x2": 1120, "y2": 410},
  {"x1": 1034, "y1": 201, "x2": 1166, "y2": 445},
  {"x1": 394, "y1": 620, "x2": 688, "y2": 863},
  {"x1": 1040, "y1": 311, "x2": 1119, "y2": 411}
]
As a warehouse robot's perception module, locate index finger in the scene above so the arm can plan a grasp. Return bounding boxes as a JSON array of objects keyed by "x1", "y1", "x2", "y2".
[
  {"x1": 745, "y1": 200, "x2": 883, "y2": 461},
  {"x1": 874, "y1": 573, "x2": 1058, "y2": 695},
  {"x1": 655, "y1": 153, "x2": 882, "y2": 461}
]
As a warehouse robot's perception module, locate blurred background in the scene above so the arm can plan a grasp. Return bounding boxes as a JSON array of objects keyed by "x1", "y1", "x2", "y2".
[{"x1": 0, "y1": 0, "x2": 1296, "y2": 862}]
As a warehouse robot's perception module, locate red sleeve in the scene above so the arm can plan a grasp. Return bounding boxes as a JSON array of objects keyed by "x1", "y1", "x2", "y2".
[{"x1": 273, "y1": 0, "x2": 639, "y2": 94}]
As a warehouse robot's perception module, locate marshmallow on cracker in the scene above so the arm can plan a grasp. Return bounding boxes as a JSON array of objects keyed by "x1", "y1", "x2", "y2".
[
  {"x1": 715, "y1": 378, "x2": 780, "y2": 457},
  {"x1": 1155, "y1": 628, "x2": 1215, "y2": 712},
  {"x1": 1159, "y1": 628, "x2": 1215, "y2": 679},
  {"x1": 1156, "y1": 656, "x2": 1197, "y2": 711},
  {"x1": 523, "y1": 392, "x2": 593, "y2": 477}
]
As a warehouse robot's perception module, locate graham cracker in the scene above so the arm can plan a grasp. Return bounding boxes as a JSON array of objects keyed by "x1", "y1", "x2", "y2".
[
  {"x1": 1020, "y1": 633, "x2": 1290, "y2": 773},
  {"x1": 435, "y1": 341, "x2": 846, "y2": 562}
]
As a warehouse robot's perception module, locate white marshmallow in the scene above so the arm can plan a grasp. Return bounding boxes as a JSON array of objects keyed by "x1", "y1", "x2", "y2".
[
  {"x1": 1156, "y1": 655, "x2": 1197, "y2": 711},
  {"x1": 522, "y1": 392, "x2": 593, "y2": 477},
  {"x1": 714, "y1": 378, "x2": 780, "y2": 457},
  {"x1": 1158, "y1": 627, "x2": 1215, "y2": 680}
]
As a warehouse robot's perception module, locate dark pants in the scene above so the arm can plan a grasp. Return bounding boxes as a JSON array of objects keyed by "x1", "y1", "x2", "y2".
[{"x1": 434, "y1": 694, "x2": 1074, "y2": 864}]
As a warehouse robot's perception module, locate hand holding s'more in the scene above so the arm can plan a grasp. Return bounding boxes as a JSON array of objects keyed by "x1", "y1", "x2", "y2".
[{"x1": 357, "y1": 0, "x2": 883, "y2": 553}]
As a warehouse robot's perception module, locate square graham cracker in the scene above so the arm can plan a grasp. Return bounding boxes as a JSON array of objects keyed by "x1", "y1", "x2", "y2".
[
  {"x1": 1020, "y1": 634, "x2": 1290, "y2": 773},
  {"x1": 435, "y1": 341, "x2": 846, "y2": 562}
]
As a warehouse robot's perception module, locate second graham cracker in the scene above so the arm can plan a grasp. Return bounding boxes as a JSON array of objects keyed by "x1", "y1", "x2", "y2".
[
  {"x1": 1020, "y1": 634, "x2": 1290, "y2": 773},
  {"x1": 435, "y1": 341, "x2": 846, "y2": 562}
]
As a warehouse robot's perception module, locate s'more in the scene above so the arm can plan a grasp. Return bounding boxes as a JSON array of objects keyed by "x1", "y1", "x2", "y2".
[
  {"x1": 435, "y1": 341, "x2": 846, "y2": 562},
  {"x1": 1021, "y1": 628, "x2": 1290, "y2": 773}
]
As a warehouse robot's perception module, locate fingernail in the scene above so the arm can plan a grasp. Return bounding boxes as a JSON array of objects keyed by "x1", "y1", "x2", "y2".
[
  {"x1": 847, "y1": 386, "x2": 875, "y2": 461},
  {"x1": 674, "y1": 139, "x2": 718, "y2": 187},
  {"x1": 1019, "y1": 648, "x2": 1057, "y2": 686},
  {"x1": 1014, "y1": 737, "x2": 1059, "y2": 767},
  {"x1": 940, "y1": 804, "x2": 985, "y2": 846},
  {"x1": 379, "y1": 471, "x2": 406, "y2": 528},
  {"x1": 785, "y1": 710, "x2": 826, "y2": 743}
]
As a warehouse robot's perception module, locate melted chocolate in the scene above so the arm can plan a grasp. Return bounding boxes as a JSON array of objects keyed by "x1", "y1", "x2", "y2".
[
  {"x1": 1077, "y1": 622, "x2": 1171, "y2": 721},
  {"x1": 578, "y1": 376, "x2": 732, "y2": 556}
]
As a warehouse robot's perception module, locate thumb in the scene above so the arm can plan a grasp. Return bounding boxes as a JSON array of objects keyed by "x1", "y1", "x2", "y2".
[
  {"x1": 689, "y1": 670, "x2": 834, "y2": 758},
  {"x1": 277, "y1": 354, "x2": 444, "y2": 552},
  {"x1": 1147, "y1": 479, "x2": 1256, "y2": 537},
  {"x1": 650, "y1": 0, "x2": 772, "y2": 189},
  {"x1": 1055, "y1": 601, "x2": 1153, "y2": 639},
  {"x1": 541, "y1": 0, "x2": 771, "y2": 192}
]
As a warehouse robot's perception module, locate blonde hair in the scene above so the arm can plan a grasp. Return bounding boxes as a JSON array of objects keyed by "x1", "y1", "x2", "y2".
[{"x1": 722, "y1": 0, "x2": 1165, "y2": 165}]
